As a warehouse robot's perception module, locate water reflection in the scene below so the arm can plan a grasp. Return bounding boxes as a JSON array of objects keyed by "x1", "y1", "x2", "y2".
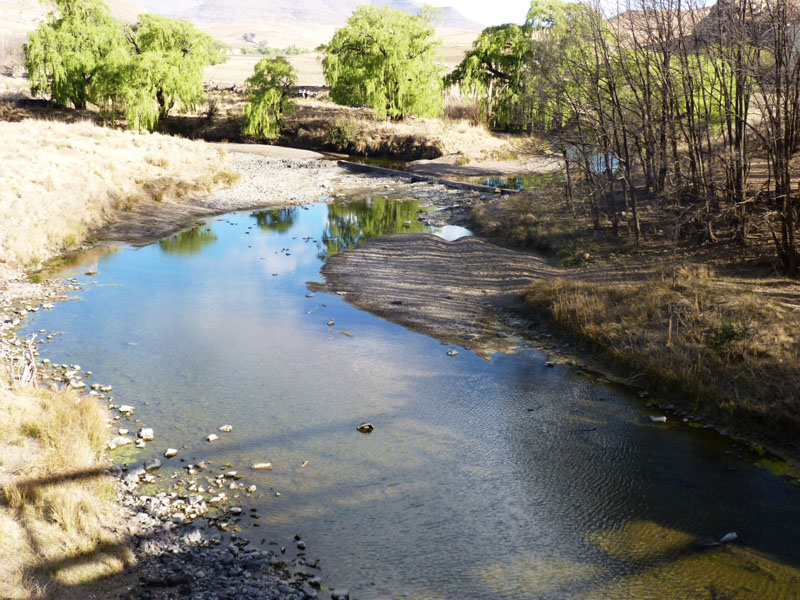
[
  {"x1": 320, "y1": 197, "x2": 428, "y2": 257},
  {"x1": 252, "y1": 207, "x2": 298, "y2": 233},
  {"x1": 159, "y1": 225, "x2": 218, "y2": 255}
]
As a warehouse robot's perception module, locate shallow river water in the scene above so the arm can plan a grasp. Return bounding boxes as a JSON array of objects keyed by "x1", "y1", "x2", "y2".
[{"x1": 23, "y1": 197, "x2": 800, "y2": 599}]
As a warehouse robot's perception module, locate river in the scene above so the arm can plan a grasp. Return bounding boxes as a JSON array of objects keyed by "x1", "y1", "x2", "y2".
[{"x1": 22, "y1": 196, "x2": 800, "y2": 599}]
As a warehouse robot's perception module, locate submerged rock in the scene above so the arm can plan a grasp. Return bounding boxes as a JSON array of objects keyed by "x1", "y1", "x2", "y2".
[{"x1": 108, "y1": 436, "x2": 132, "y2": 449}]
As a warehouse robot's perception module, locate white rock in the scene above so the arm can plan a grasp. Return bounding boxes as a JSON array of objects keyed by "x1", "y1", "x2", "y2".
[
  {"x1": 206, "y1": 433, "x2": 219, "y2": 442},
  {"x1": 118, "y1": 428, "x2": 129, "y2": 435},
  {"x1": 218, "y1": 424, "x2": 233, "y2": 432},
  {"x1": 108, "y1": 436, "x2": 132, "y2": 449},
  {"x1": 719, "y1": 531, "x2": 738, "y2": 544},
  {"x1": 252, "y1": 462, "x2": 273, "y2": 471},
  {"x1": 447, "y1": 350, "x2": 458, "y2": 357},
  {"x1": 164, "y1": 448, "x2": 178, "y2": 458},
  {"x1": 138, "y1": 427, "x2": 154, "y2": 441},
  {"x1": 649, "y1": 416, "x2": 667, "y2": 423},
  {"x1": 119, "y1": 405, "x2": 135, "y2": 415},
  {"x1": 135, "y1": 439, "x2": 146, "y2": 448}
]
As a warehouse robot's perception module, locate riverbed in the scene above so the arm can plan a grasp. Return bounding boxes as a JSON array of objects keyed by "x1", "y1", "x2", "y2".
[{"x1": 22, "y1": 195, "x2": 800, "y2": 599}]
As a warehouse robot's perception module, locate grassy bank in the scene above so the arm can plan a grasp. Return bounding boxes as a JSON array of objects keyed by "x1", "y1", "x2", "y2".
[
  {"x1": 0, "y1": 119, "x2": 238, "y2": 272},
  {"x1": 0, "y1": 370, "x2": 131, "y2": 599},
  {"x1": 523, "y1": 270, "x2": 800, "y2": 447}
]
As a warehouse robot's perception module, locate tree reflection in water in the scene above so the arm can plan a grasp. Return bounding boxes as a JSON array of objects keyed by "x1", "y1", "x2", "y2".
[
  {"x1": 320, "y1": 197, "x2": 427, "y2": 259},
  {"x1": 159, "y1": 225, "x2": 218, "y2": 255}
]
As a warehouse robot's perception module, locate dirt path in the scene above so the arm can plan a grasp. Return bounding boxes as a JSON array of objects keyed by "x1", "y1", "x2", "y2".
[{"x1": 311, "y1": 233, "x2": 561, "y2": 356}]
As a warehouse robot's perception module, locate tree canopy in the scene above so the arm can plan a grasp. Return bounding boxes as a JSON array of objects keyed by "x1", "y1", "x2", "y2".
[
  {"x1": 242, "y1": 56, "x2": 297, "y2": 141},
  {"x1": 321, "y1": 6, "x2": 444, "y2": 120},
  {"x1": 25, "y1": 0, "x2": 227, "y2": 130},
  {"x1": 446, "y1": 0, "x2": 595, "y2": 131}
]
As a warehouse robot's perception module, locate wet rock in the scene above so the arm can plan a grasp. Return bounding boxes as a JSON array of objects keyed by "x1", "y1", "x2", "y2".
[
  {"x1": 206, "y1": 433, "x2": 219, "y2": 442},
  {"x1": 138, "y1": 427, "x2": 154, "y2": 441},
  {"x1": 230, "y1": 506, "x2": 243, "y2": 515},
  {"x1": 247, "y1": 485, "x2": 257, "y2": 493},
  {"x1": 219, "y1": 424, "x2": 233, "y2": 433},
  {"x1": 144, "y1": 458, "x2": 162, "y2": 472},
  {"x1": 164, "y1": 448, "x2": 178, "y2": 458},
  {"x1": 331, "y1": 590, "x2": 350, "y2": 600},
  {"x1": 649, "y1": 416, "x2": 667, "y2": 423},
  {"x1": 119, "y1": 404, "x2": 135, "y2": 415},
  {"x1": 544, "y1": 360, "x2": 555, "y2": 368},
  {"x1": 446, "y1": 349, "x2": 458, "y2": 357},
  {"x1": 252, "y1": 462, "x2": 273, "y2": 471},
  {"x1": 135, "y1": 439, "x2": 146, "y2": 448},
  {"x1": 356, "y1": 422, "x2": 374, "y2": 434},
  {"x1": 327, "y1": 320, "x2": 335, "y2": 327},
  {"x1": 296, "y1": 540, "x2": 306, "y2": 550}
]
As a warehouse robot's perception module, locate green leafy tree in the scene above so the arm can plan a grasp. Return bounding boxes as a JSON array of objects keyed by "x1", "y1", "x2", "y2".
[
  {"x1": 321, "y1": 6, "x2": 444, "y2": 119},
  {"x1": 242, "y1": 56, "x2": 297, "y2": 140},
  {"x1": 25, "y1": 0, "x2": 126, "y2": 109},
  {"x1": 121, "y1": 14, "x2": 227, "y2": 130},
  {"x1": 446, "y1": 0, "x2": 594, "y2": 130},
  {"x1": 25, "y1": 1, "x2": 227, "y2": 130}
]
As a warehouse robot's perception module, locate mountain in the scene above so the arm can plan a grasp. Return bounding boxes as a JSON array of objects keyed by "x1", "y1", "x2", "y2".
[{"x1": 130, "y1": 0, "x2": 484, "y2": 29}]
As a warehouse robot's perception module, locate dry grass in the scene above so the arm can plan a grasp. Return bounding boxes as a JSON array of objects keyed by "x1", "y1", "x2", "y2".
[
  {"x1": 523, "y1": 266, "x2": 800, "y2": 446},
  {"x1": 0, "y1": 371, "x2": 131, "y2": 599},
  {"x1": 0, "y1": 119, "x2": 236, "y2": 270}
]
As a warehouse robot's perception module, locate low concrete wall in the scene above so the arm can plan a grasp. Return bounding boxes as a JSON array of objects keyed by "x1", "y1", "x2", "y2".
[{"x1": 337, "y1": 161, "x2": 518, "y2": 194}]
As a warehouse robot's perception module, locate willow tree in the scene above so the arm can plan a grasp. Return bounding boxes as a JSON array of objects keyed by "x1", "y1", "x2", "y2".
[
  {"x1": 25, "y1": 0, "x2": 126, "y2": 109},
  {"x1": 446, "y1": 0, "x2": 594, "y2": 130},
  {"x1": 119, "y1": 14, "x2": 227, "y2": 129},
  {"x1": 321, "y1": 6, "x2": 444, "y2": 119},
  {"x1": 242, "y1": 56, "x2": 297, "y2": 140}
]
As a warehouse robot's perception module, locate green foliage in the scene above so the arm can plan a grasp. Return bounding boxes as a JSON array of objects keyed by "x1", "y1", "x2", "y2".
[
  {"x1": 25, "y1": 0, "x2": 227, "y2": 130},
  {"x1": 326, "y1": 119, "x2": 357, "y2": 151},
  {"x1": 446, "y1": 0, "x2": 596, "y2": 130},
  {"x1": 321, "y1": 6, "x2": 444, "y2": 120},
  {"x1": 124, "y1": 14, "x2": 226, "y2": 128},
  {"x1": 25, "y1": 0, "x2": 126, "y2": 109},
  {"x1": 242, "y1": 56, "x2": 297, "y2": 140}
]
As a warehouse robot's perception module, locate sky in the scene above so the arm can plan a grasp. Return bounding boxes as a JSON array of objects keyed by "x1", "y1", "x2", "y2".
[{"x1": 425, "y1": 0, "x2": 532, "y2": 26}]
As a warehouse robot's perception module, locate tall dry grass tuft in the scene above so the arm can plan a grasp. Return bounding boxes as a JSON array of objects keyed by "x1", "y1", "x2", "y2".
[
  {"x1": 0, "y1": 372, "x2": 131, "y2": 599},
  {"x1": 523, "y1": 267, "x2": 800, "y2": 440},
  {"x1": 0, "y1": 119, "x2": 234, "y2": 271}
]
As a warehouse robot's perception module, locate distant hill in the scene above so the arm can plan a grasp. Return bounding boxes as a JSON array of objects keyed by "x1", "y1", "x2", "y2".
[{"x1": 130, "y1": 0, "x2": 484, "y2": 29}]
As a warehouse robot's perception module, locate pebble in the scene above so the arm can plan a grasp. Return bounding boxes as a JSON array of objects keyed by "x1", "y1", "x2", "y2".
[
  {"x1": 356, "y1": 422, "x2": 374, "y2": 433},
  {"x1": 327, "y1": 320, "x2": 335, "y2": 326},
  {"x1": 164, "y1": 448, "x2": 178, "y2": 458}
]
